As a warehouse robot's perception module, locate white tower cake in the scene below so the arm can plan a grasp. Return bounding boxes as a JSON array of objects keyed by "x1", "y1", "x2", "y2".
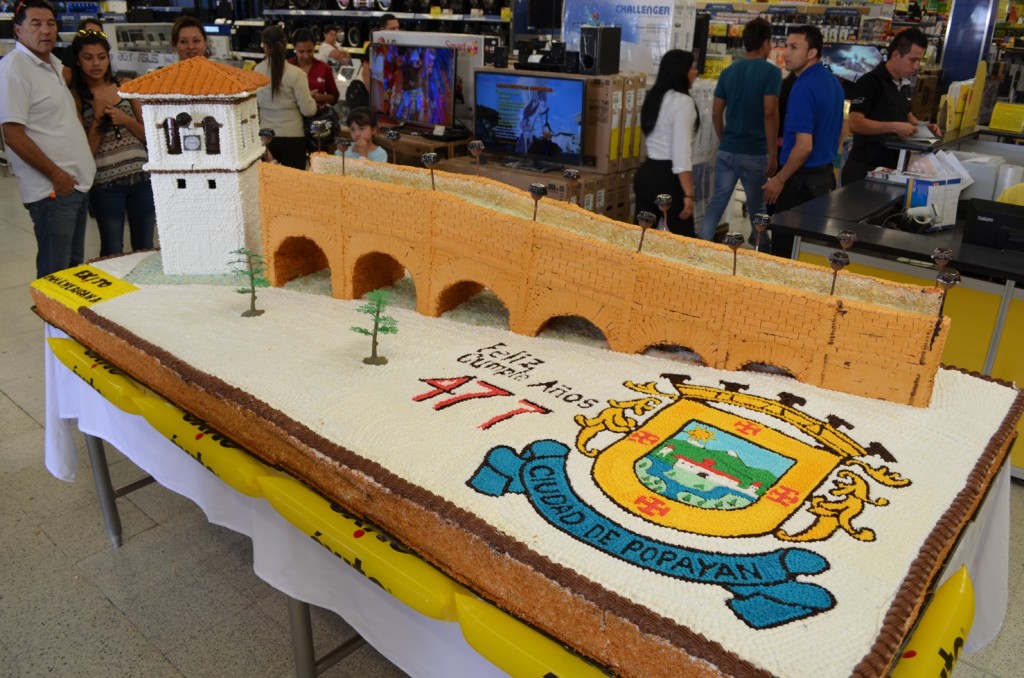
[{"x1": 120, "y1": 58, "x2": 270, "y2": 275}]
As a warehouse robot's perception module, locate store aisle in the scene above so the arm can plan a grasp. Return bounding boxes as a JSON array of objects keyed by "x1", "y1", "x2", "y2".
[{"x1": 0, "y1": 171, "x2": 1021, "y2": 677}]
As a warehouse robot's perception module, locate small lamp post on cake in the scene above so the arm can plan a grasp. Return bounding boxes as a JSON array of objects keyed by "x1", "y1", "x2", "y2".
[
  {"x1": 838, "y1": 229, "x2": 858, "y2": 252},
  {"x1": 335, "y1": 136, "x2": 351, "y2": 175},
  {"x1": 827, "y1": 251, "x2": 850, "y2": 295},
  {"x1": 467, "y1": 140, "x2": 485, "y2": 175},
  {"x1": 422, "y1": 152, "x2": 439, "y2": 190},
  {"x1": 929, "y1": 267, "x2": 960, "y2": 345},
  {"x1": 385, "y1": 129, "x2": 401, "y2": 164},
  {"x1": 752, "y1": 213, "x2": 770, "y2": 252},
  {"x1": 529, "y1": 183, "x2": 547, "y2": 221},
  {"x1": 931, "y1": 247, "x2": 954, "y2": 287},
  {"x1": 636, "y1": 211, "x2": 656, "y2": 253},
  {"x1": 655, "y1": 193, "x2": 672, "y2": 231},
  {"x1": 936, "y1": 268, "x2": 960, "y2": 317},
  {"x1": 259, "y1": 128, "x2": 276, "y2": 164},
  {"x1": 310, "y1": 119, "x2": 331, "y2": 155},
  {"x1": 724, "y1": 232, "x2": 744, "y2": 275},
  {"x1": 564, "y1": 168, "x2": 581, "y2": 205}
]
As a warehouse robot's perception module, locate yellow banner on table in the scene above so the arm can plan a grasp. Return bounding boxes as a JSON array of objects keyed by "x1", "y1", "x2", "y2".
[{"x1": 31, "y1": 265, "x2": 138, "y2": 310}]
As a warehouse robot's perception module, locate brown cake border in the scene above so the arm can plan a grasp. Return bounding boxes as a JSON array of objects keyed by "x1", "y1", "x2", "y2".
[{"x1": 31, "y1": 289, "x2": 1024, "y2": 678}]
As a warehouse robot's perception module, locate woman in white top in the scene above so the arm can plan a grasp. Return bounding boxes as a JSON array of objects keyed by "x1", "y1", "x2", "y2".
[
  {"x1": 255, "y1": 26, "x2": 317, "y2": 170},
  {"x1": 635, "y1": 49, "x2": 700, "y2": 237}
]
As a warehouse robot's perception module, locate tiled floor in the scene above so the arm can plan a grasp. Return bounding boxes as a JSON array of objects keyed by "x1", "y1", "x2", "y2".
[{"x1": 0, "y1": 170, "x2": 1022, "y2": 677}]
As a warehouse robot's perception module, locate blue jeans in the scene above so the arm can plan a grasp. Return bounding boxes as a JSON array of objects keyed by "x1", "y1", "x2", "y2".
[
  {"x1": 699, "y1": 150, "x2": 769, "y2": 242},
  {"x1": 26, "y1": 190, "x2": 89, "y2": 278},
  {"x1": 90, "y1": 177, "x2": 156, "y2": 257}
]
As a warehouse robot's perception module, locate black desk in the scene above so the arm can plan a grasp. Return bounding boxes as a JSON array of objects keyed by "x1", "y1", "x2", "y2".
[
  {"x1": 786, "y1": 180, "x2": 905, "y2": 221},
  {"x1": 883, "y1": 127, "x2": 981, "y2": 172},
  {"x1": 771, "y1": 181, "x2": 1024, "y2": 374}
]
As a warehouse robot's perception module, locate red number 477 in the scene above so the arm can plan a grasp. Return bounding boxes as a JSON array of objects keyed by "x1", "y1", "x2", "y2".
[{"x1": 412, "y1": 376, "x2": 550, "y2": 430}]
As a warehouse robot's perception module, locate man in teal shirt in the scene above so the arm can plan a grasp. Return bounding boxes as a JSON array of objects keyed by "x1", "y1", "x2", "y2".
[{"x1": 698, "y1": 18, "x2": 781, "y2": 245}]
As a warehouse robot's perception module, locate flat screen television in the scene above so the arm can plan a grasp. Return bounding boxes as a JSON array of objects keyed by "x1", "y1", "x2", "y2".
[
  {"x1": 473, "y1": 70, "x2": 585, "y2": 168},
  {"x1": 368, "y1": 44, "x2": 457, "y2": 131},
  {"x1": 821, "y1": 44, "x2": 884, "y2": 83}
]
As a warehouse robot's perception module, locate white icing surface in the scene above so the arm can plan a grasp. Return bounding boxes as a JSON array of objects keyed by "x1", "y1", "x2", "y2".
[{"x1": 84, "y1": 273, "x2": 1018, "y2": 678}]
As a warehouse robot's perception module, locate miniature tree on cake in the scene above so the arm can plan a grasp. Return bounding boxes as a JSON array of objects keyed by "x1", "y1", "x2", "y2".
[
  {"x1": 229, "y1": 248, "x2": 269, "y2": 317},
  {"x1": 351, "y1": 289, "x2": 398, "y2": 365}
]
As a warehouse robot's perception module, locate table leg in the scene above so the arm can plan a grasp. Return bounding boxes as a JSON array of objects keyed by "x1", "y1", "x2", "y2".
[
  {"x1": 790, "y1": 235, "x2": 802, "y2": 260},
  {"x1": 983, "y1": 280, "x2": 1016, "y2": 376},
  {"x1": 84, "y1": 434, "x2": 123, "y2": 548},
  {"x1": 288, "y1": 596, "x2": 317, "y2": 678},
  {"x1": 287, "y1": 596, "x2": 366, "y2": 677}
]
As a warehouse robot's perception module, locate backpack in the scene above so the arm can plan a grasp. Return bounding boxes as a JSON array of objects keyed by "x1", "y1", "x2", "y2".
[{"x1": 345, "y1": 79, "x2": 369, "y2": 110}]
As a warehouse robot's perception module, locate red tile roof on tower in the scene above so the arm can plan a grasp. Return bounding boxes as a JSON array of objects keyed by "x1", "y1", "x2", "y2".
[{"x1": 120, "y1": 57, "x2": 269, "y2": 98}]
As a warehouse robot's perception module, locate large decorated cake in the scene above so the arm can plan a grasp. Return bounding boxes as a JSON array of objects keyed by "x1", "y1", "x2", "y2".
[{"x1": 31, "y1": 59, "x2": 1024, "y2": 677}]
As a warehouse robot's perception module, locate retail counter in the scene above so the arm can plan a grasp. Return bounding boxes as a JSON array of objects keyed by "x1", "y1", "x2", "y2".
[{"x1": 770, "y1": 181, "x2": 1024, "y2": 477}]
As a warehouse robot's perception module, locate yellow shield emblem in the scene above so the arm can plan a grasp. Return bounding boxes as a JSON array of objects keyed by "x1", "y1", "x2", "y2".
[{"x1": 593, "y1": 397, "x2": 843, "y2": 537}]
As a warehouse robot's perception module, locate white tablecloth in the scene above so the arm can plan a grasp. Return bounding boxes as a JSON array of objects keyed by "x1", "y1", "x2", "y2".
[
  {"x1": 43, "y1": 326, "x2": 505, "y2": 678},
  {"x1": 42, "y1": 327, "x2": 1010, "y2": 664}
]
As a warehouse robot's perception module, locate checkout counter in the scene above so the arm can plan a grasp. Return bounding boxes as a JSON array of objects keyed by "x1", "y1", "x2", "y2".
[{"x1": 769, "y1": 131, "x2": 1024, "y2": 477}]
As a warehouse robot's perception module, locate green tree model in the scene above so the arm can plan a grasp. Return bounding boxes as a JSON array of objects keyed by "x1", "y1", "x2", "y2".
[
  {"x1": 229, "y1": 248, "x2": 270, "y2": 317},
  {"x1": 351, "y1": 289, "x2": 398, "y2": 365}
]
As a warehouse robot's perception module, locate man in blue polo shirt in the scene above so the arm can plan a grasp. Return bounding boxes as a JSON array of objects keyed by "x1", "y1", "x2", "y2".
[
  {"x1": 699, "y1": 18, "x2": 781, "y2": 246},
  {"x1": 763, "y1": 25, "x2": 844, "y2": 257}
]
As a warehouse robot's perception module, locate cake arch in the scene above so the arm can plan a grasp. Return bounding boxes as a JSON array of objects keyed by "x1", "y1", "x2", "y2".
[
  {"x1": 349, "y1": 251, "x2": 411, "y2": 302},
  {"x1": 270, "y1": 235, "x2": 334, "y2": 288}
]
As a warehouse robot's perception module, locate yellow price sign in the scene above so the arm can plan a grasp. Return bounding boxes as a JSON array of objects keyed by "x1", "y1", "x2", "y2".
[
  {"x1": 703, "y1": 55, "x2": 733, "y2": 80},
  {"x1": 30, "y1": 264, "x2": 138, "y2": 310}
]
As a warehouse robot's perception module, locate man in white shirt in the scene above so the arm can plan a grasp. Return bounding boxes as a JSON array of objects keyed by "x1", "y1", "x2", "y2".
[
  {"x1": 0, "y1": 0, "x2": 97, "y2": 278},
  {"x1": 318, "y1": 25, "x2": 350, "y2": 64}
]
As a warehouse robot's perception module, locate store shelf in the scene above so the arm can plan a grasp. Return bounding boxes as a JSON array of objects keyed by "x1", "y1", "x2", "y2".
[
  {"x1": 132, "y1": 4, "x2": 183, "y2": 11},
  {"x1": 262, "y1": 9, "x2": 506, "y2": 23}
]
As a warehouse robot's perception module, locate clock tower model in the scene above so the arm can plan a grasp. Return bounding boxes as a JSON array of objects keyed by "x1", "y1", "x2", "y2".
[{"x1": 120, "y1": 58, "x2": 270, "y2": 275}]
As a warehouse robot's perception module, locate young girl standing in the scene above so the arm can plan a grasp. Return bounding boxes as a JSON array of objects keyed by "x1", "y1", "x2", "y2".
[
  {"x1": 69, "y1": 29, "x2": 155, "y2": 256},
  {"x1": 338, "y1": 107, "x2": 388, "y2": 162}
]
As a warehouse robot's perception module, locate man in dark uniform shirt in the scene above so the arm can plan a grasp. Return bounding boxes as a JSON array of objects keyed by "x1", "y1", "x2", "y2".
[{"x1": 841, "y1": 28, "x2": 942, "y2": 185}]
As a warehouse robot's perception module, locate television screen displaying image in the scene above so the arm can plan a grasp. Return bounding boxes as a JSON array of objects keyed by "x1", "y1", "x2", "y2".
[
  {"x1": 821, "y1": 44, "x2": 884, "y2": 83},
  {"x1": 474, "y1": 71, "x2": 585, "y2": 166},
  {"x1": 369, "y1": 44, "x2": 457, "y2": 130}
]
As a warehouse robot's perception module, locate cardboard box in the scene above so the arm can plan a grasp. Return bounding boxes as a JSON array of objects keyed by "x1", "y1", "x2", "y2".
[
  {"x1": 911, "y1": 75, "x2": 939, "y2": 122},
  {"x1": 618, "y1": 73, "x2": 648, "y2": 172},
  {"x1": 630, "y1": 74, "x2": 647, "y2": 164},
  {"x1": 583, "y1": 74, "x2": 625, "y2": 174},
  {"x1": 618, "y1": 75, "x2": 638, "y2": 172},
  {"x1": 435, "y1": 156, "x2": 601, "y2": 212},
  {"x1": 905, "y1": 175, "x2": 961, "y2": 228}
]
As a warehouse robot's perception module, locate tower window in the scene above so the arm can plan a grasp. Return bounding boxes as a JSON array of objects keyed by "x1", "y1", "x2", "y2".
[
  {"x1": 208, "y1": 179, "x2": 217, "y2": 189},
  {"x1": 202, "y1": 116, "x2": 222, "y2": 155},
  {"x1": 176, "y1": 178, "x2": 186, "y2": 189},
  {"x1": 163, "y1": 118, "x2": 181, "y2": 155}
]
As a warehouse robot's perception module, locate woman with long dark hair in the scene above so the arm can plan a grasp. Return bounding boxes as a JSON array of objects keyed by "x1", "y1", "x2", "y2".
[
  {"x1": 254, "y1": 25, "x2": 317, "y2": 170},
  {"x1": 635, "y1": 49, "x2": 700, "y2": 237},
  {"x1": 69, "y1": 28, "x2": 155, "y2": 256}
]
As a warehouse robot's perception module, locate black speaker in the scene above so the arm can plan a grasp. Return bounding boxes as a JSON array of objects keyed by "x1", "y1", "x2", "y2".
[
  {"x1": 563, "y1": 50, "x2": 579, "y2": 73},
  {"x1": 579, "y1": 25, "x2": 621, "y2": 76},
  {"x1": 549, "y1": 41, "x2": 565, "y2": 65},
  {"x1": 493, "y1": 46, "x2": 508, "y2": 69}
]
